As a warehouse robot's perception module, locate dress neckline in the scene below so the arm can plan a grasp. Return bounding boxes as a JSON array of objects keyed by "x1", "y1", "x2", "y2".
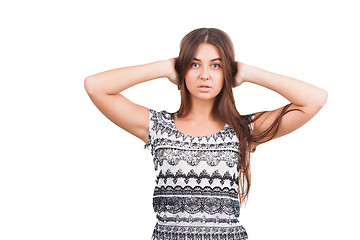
[{"x1": 171, "y1": 113, "x2": 228, "y2": 138}]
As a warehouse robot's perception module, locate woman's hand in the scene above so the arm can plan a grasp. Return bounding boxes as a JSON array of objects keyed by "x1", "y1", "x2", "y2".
[
  {"x1": 234, "y1": 61, "x2": 247, "y2": 88},
  {"x1": 165, "y1": 57, "x2": 180, "y2": 86}
]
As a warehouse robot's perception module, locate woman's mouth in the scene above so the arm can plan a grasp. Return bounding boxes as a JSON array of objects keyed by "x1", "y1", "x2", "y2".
[{"x1": 198, "y1": 85, "x2": 211, "y2": 92}]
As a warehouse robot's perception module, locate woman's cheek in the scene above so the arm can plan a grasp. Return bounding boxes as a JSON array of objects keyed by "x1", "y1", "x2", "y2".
[{"x1": 188, "y1": 70, "x2": 198, "y2": 79}]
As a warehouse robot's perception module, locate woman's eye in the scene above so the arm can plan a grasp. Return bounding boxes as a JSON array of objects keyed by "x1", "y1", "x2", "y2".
[{"x1": 191, "y1": 63, "x2": 220, "y2": 69}]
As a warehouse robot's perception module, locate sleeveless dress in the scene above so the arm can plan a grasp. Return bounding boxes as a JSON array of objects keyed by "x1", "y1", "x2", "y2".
[{"x1": 144, "y1": 108, "x2": 255, "y2": 240}]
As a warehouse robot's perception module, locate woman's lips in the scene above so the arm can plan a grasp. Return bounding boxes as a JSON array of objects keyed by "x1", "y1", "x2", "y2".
[{"x1": 198, "y1": 86, "x2": 211, "y2": 92}]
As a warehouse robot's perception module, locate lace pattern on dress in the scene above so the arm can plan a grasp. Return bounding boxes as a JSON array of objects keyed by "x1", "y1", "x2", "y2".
[
  {"x1": 153, "y1": 186, "x2": 239, "y2": 199},
  {"x1": 152, "y1": 223, "x2": 248, "y2": 240},
  {"x1": 153, "y1": 196, "x2": 240, "y2": 216}
]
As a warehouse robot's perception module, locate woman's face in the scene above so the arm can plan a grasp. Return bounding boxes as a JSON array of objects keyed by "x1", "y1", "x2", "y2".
[{"x1": 185, "y1": 43, "x2": 224, "y2": 101}]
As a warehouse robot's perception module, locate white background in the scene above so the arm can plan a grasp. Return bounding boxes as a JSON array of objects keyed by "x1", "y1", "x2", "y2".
[{"x1": 1, "y1": 0, "x2": 359, "y2": 239}]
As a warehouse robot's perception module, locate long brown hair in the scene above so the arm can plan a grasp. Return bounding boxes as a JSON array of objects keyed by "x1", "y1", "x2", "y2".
[{"x1": 169, "y1": 27, "x2": 302, "y2": 206}]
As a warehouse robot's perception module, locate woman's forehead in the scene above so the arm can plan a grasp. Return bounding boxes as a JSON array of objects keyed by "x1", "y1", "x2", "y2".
[{"x1": 194, "y1": 43, "x2": 221, "y2": 61}]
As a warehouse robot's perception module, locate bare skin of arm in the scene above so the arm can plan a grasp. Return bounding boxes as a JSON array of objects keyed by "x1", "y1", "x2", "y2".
[
  {"x1": 84, "y1": 59, "x2": 179, "y2": 144},
  {"x1": 234, "y1": 62, "x2": 328, "y2": 150}
]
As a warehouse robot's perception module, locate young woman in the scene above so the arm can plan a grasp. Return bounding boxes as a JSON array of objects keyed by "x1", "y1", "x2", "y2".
[{"x1": 84, "y1": 28, "x2": 327, "y2": 240}]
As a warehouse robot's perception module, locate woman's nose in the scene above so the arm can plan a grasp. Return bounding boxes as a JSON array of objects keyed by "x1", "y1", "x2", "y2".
[{"x1": 200, "y1": 67, "x2": 210, "y2": 80}]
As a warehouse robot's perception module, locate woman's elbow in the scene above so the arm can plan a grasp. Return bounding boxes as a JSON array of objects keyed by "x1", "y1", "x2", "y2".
[
  {"x1": 84, "y1": 76, "x2": 98, "y2": 95},
  {"x1": 319, "y1": 89, "x2": 328, "y2": 107}
]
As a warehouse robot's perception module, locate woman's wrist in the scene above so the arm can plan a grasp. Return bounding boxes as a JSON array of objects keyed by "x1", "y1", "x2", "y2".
[
  {"x1": 238, "y1": 63, "x2": 257, "y2": 83},
  {"x1": 157, "y1": 58, "x2": 179, "y2": 86},
  {"x1": 155, "y1": 59, "x2": 173, "y2": 79},
  {"x1": 234, "y1": 62, "x2": 253, "y2": 87}
]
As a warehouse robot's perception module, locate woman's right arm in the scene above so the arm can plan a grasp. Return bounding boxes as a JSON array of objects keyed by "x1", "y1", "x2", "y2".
[
  {"x1": 84, "y1": 59, "x2": 177, "y2": 144},
  {"x1": 85, "y1": 60, "x2": 173, "y2": 95}
]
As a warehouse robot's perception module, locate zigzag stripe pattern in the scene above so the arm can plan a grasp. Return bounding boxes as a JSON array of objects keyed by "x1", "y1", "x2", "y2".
[{"x1": 156, "y1": 169, "x2": 239, "y2": 186}]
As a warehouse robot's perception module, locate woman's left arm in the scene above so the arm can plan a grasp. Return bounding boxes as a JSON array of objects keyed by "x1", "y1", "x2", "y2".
[{"x1": 235, "y1": 62, "x2": 328, "y2": 146}]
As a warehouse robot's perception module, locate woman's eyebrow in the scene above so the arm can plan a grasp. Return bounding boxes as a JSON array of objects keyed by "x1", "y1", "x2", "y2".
[{"x1": 193, "y1": 57, "x2": 222, "y2": 62}]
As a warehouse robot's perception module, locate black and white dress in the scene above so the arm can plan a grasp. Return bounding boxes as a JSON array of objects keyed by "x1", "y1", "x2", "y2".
[{"x1": 144, "y1": 108, "x2": 255, "y2": 240}]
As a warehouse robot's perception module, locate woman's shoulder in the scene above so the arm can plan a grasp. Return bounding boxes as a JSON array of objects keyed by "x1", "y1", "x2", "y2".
[{"x1": 148, "y1": 108, "x2": 174, "y2": 125}]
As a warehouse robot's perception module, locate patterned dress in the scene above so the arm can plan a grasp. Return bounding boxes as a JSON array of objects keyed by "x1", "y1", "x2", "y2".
[{"x1": 144, "y1": 108, "x2": 255, "y2": 240}]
